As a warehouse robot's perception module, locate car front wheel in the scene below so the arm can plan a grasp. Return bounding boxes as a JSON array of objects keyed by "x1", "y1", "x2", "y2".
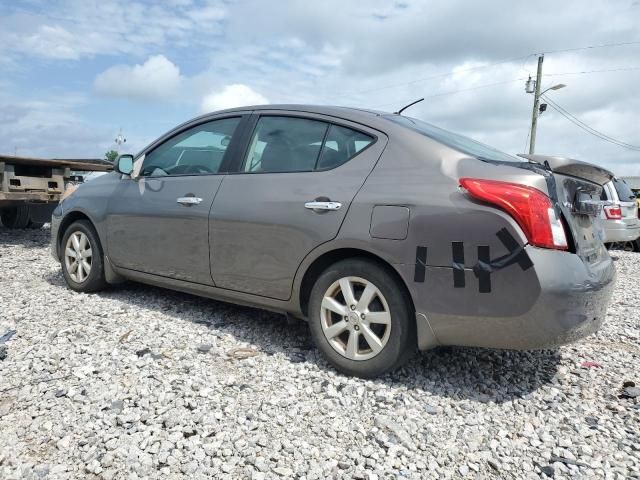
[
  {"x1": 60, "y1": 220, "x2": 107, "y2": 292},
  {"x1": 308, "y1": 258, "x2": 416, "y2": 378}
]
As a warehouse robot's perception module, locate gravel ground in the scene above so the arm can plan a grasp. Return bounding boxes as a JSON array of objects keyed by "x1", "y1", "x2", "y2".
[{"x1": 0, "y1": 227, "x2": 638, "y2": 480}]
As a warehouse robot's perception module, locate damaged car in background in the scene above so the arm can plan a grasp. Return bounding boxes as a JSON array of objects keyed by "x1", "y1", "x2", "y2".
[
  {"x1": 596, "y1": 177, "x2": 640, "y2": 252},
  {"x1": 50, "y1": 105, "x2": 615, "y2": 377}
]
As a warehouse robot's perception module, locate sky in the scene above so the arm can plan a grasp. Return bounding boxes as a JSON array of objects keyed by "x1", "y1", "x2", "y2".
[{"x1": 1, "y1": 0, "x2": 639, "y2": 175}]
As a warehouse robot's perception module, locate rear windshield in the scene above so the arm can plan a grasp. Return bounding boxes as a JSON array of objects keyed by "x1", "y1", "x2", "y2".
[
  {"x1": 386, "y1": 115, "x2": 523, "y2": 163},
  {"x1": 613, "y1": 178, "x2": 636, "y2": 201}
]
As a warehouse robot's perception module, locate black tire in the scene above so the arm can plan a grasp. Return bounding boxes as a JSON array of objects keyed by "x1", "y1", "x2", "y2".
[
  {"x1": 633, "y1": 239, "x2": 640, "y2": 253},
  {"x1": 60, "y1": 220, "x2": 107, "y2": 293},
  {"x1": 308, "y1": 258, "x2": 416, "y2": 378},
  {"x1": 0, "y1": 206, "x2": 31, "y2": 229}
]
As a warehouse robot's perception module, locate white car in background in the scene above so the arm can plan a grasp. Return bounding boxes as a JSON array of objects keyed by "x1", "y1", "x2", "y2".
[{"x1": 598, "y1": 178, "x2": 640, "y2": 251}]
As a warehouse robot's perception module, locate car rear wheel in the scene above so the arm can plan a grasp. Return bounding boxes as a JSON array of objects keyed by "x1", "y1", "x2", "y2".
[
  {"x1": 308, "y1": 258, "x2": 415, "y2": 378},
  {"x1": 60, "y1": 220, "x2": 107, "y2": 292}
]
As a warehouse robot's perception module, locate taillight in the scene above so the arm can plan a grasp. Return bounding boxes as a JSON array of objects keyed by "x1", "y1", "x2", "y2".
[
  {"x1": 459, "y1": 178, "x2": 568, "y2": 250},
  {"x1": 603, "y1": 205, "x2": 622, "y2": 220}
]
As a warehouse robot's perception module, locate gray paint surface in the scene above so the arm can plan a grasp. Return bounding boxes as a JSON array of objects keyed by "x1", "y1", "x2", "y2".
[{"x1": 51, "y1": 104, "x2": 616, "y2": 351}]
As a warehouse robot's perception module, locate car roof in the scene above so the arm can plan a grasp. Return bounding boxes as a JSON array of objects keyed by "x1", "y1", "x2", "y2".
[
  {"x1": 188, "y1": 104, "x2": 398, "y2": 132},
  {"x1": 211, "y1": 104, "x2": 388, "y2": 117}
]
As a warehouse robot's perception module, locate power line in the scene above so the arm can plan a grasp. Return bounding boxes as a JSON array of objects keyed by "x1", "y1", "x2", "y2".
[
  {"x1": 544, "y1": 101, "x2": 640, "y2": 151},
  {"x1": 335, "y1": 40, "x2": 640, "y2": 101},
  {"x1": 544, "y1": 66, "x2": 640, "y2": 77},
  {"x1": 538, "y1": 40, "x2": 640, "y2": 55},
  {"x1": 335, "y1": 55, "x2": 532, "y2": 99},
  {"x1": 541, "y1": 95, "x2": 640, "y2": 151},
  {"x1": 364, "y1": 63, "x2": 638, "y2": 110},
  {"x1": 369, "y1": 77, "x2": 527, "y2": 109},
  {"x1": 542, "y1": 96, "x2": 640, "y2": 150}
]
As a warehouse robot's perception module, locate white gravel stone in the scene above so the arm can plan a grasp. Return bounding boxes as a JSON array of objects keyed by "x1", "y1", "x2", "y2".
[{"x1": 0, "y1": 227, "x2": 639, "y2": 479}]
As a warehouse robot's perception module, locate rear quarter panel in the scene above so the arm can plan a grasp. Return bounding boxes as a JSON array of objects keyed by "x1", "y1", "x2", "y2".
[{"x1": 323, "y1": 129, "x2": 550, "y2": 335}]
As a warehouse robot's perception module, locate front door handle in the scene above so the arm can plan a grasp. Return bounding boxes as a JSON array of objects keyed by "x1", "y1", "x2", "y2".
[
  {"x1": 305, "y1": 201, "x2": 342, "y2": 211},
  {"x1": 177, "y1": 196, "x2": 203, "y2": 206}
]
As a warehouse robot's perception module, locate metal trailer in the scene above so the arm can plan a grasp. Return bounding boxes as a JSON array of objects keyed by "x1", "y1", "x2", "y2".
[{"x1": 0, "y1": 154, "x2": 112, "y2": 228}]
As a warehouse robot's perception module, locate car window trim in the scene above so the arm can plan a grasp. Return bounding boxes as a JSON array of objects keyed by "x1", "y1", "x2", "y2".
[
  {"x1": 228, "y1": 111, "x2": 379, "y2": 175},
  {"x1": 136, "y1": 114, "x2": 251, "y2": 179},
  {"x1": 313, "y1": 123, "x2": 332, "y2": 171}
]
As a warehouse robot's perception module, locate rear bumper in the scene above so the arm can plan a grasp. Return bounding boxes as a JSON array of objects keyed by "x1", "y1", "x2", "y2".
[
  {"x1": 601, "y1": 220, "x2": 640, "y2": 243},
  {"x1": 406, "y1": 246, "x2": 615, "y2": 351}
]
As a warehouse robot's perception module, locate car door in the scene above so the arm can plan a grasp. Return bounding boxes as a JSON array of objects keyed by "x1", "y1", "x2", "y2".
[
  {"x1": 210, "y1": 112, "x2": 388, "y2": 300},
  {"x1": 106, "y1": 115, "x2": 247, "y2": 284}
]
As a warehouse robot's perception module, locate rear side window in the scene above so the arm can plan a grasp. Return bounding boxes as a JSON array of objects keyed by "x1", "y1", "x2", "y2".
[
  {"x1": 316, "y1": 125, "x2": 374, "y2": 170},
  {"x1": 386, "y1": 115, "x2": 522, "y2": 163},
  {"x1": 244, "y1": 117, "x2": 327, "y2": 173},
  {"x1": 243, "y1": 116, "x2": 374, "y2": 173},
  {"x1": 613, "y1": 178, "x2": 635, "y2": 202}
]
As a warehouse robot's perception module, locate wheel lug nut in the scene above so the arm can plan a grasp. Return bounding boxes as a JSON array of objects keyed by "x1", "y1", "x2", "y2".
[
  {"x1": 360, "y1": 313, "x2": 365, "y2": 319},
  {"x1": 354, "y1": 325, "x2": 360, "y2": 331},
  {"x1": 350, "y1": 305, "x2": 356, "y2": 310}
]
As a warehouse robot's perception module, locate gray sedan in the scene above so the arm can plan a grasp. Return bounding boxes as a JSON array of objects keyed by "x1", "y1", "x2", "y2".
[{"x1": 51, "y1": 105, "x2": 615, "y2": 377}]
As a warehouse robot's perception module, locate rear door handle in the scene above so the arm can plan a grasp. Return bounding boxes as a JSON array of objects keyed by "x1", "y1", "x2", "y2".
[
  {"x1": 177, "y1": 196, "x2": 203, "y2": 206},
  {"x1": 305, "y1": 201, "x2": 342, "y2": 211}
]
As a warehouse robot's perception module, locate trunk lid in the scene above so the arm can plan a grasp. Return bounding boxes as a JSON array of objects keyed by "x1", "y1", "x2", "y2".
[
  {"x1": 518, "y1": 154, "x2": 613, "y2": 186},
  {"x1": 516, "y1": 154, "x2": 614, "y2": 262}
]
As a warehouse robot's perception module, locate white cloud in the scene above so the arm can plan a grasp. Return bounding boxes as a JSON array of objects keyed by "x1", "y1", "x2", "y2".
[
  {"x1": 0, "y1": 92, "x2": 112, "y2": 159},
  {"x1": 22, "y1": 25, "x2": 81, "y2": 60},
  {"x1": 200, "y1": 84, "x2": 269, "y2": 112},
  {"x1": 0, "y1": 1, "x2": 227, "y2": 61},
  {"x1": 186, "y1": 5, "x2": 226, "y2": 24},
  {"x1": 94, "y1": 55, "x2": 183, "y2": 101}
]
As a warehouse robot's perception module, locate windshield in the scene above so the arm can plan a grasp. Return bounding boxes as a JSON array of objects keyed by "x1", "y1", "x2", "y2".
[
  {"x1": 613, "y1": 178, "x2": 636, "y2": 202},
  {"x1": 387, "y1": 115, "x2": 523, "y2": 163}
]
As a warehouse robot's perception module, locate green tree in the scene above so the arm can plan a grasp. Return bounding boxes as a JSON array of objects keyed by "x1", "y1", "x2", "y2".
[{"x1": 105, "y1": 150, "x2": 119, "y2": 163}]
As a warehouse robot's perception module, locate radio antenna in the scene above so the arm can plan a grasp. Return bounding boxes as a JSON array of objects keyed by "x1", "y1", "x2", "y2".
[{"x1": 394, "y1": 98, "x2": 424, "y2": 115}]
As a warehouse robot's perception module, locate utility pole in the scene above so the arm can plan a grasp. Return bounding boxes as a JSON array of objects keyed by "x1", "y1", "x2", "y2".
[{"x1": 528, "y1": 54, "x2": 544, "y2": 154}]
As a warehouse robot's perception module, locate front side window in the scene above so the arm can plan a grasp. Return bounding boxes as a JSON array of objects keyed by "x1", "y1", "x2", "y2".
[
  {"x1": 243, "y1": 116, "x2": 375, "y2": 173},
  {"x1": 140, "y1": 117, "x2": 241, "y2": 177}
]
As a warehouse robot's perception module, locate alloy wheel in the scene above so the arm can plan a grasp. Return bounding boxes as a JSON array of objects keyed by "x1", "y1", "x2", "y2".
[
  {"x1": 64, "y1": 231, "x2": 92, "y2": 283},
  {"x1": 320, "y1": 276, "x2": 392, "y2": 361}
]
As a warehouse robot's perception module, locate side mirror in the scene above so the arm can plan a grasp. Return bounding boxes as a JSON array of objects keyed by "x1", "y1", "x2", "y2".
[{"x1": 115, "y1": 154, "x2": 134, "y2": 175}]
